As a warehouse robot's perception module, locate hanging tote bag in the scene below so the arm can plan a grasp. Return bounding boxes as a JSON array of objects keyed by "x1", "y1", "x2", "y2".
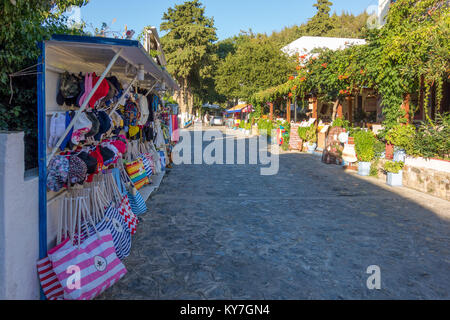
[
  {"x1": 118, "y1": 195, "x2": 139, "y2": 235},
  {"x1": 158, "y1": 150, "x2": 166, "y2": 171},
  {"x1": 127, "y1": 188, "x2": 147, "y2": 216},
  {"x1": 124, "y1": 142, "x2": 149, "y2": 190},
  {"x1": 119, "y1": 160, "x2": 147, "y2": 215},
  {"x1": 37, "y1": 231, "x2": 74, "y2": 300},
  {"x1": 108, "y1": 171, "x2": 139, "y2": 235},
  {"x1": 88, "y1": 204, "x2": 132, "y2": 261},
  {"x1": 125, "y1": 158, "x2": 149, "y2": 190},
  {"x1": 48, "y1": 196, "x2": 127, "y2": 300},
  {"x1": 49, "y1": 229, "x2": 127, "y2": 300}
]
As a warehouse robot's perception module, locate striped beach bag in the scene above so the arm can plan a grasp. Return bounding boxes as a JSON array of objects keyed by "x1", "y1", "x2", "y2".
[
  {"x1": 88, "y1": 205, "x2": 131, "y2": 260},
  {"x1": 127, "y1": 188, "x2": 147, "y2": 215},
  {"x1": 158, "y1": 151, "x2": 166, "y2": 171},
  {"x1": 48, "y1": 229, "x2": 127, "y2": 300}
]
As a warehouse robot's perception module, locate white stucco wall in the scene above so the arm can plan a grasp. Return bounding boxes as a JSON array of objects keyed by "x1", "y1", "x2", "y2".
[{"x1": 0, "y1": 131, "x2": 40, "y2": 300}]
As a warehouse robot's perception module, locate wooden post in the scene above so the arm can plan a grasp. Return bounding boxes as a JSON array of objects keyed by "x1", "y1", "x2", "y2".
[
  {"x1": 347, "y1": 97, "x2": 353, "y2": 124},
  {"x1": 269, "y1": 102, "x2": 273, "y2": 121},
  {"x1": 287, "y1": 98, "x2": 291, "y2": 123},
  {"x1": 312, "y1": 97, "x2": 318, "y2": 119},
  {"x1": 402, "y1": 93, "x2": 410, "y2": 124},
  {"x1": 294, "y1": 97, "x2": 298, "y2": 123},
  {"x1": 336, "y1": 102, "x2": 343, "y2": 119},
  {"x1": 418, "y1": 76, "x2": 424, "y2": 121}
]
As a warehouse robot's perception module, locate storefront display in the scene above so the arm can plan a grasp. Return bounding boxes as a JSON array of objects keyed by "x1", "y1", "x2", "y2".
[{"x1": 36, "y1": 35, "x2": 179, "y2": 300}]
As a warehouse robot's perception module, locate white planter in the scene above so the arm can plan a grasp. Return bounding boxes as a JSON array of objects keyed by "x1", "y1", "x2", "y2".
[
  {"x1": 387, "y1": 171, "x2": 403, "y2": 187},
  {"x1": 358, "y1": 162, "x2": 371, "y2": 176}
]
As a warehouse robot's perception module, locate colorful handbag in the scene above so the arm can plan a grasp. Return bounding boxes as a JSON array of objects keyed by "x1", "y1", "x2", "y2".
[
  {"x1": 125, "y1": 158, "x2": 149, "y2": 190},
  {"x1": 48, "y1": 229, "x2": 127, "y2": 300}
]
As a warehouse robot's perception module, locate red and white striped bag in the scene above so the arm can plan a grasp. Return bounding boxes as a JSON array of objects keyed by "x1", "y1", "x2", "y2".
[
  {"x1": 37, "y1": 257, "x2": 64, "y2": 300},
  {"x1": 118, "y1": 195, "x2": 139, "y2": 235}
]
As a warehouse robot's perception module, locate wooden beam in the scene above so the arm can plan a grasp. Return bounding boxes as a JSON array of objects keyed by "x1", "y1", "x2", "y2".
[
  {"x1": 312, "y1": 97, "x2": 318, "y2": 119},
  {"x1": 287, "y1": 98, "x2": 291, "y2": 123},
  {"x1": 269, "y1": 102, "x2": 273, "y2": 121},
  {"x1": 347, "y1": 97, "x2": 353, "y2": 124},
  {"x1": 337, "y1": 102, "x2": 343, "y2": 119},
  {"x1": 402, "y1": 93, "x2": 410, "y2": 124}
]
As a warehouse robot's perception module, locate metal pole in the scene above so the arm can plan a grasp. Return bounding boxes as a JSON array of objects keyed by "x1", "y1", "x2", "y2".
[{"x1": 47, "y1": 48, "x2": 123, "y2": 166}]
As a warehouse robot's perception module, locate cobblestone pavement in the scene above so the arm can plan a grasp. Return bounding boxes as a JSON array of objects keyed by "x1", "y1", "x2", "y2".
[{"x1": 99, "y1": 128, "x2": 450, "y2": 300}]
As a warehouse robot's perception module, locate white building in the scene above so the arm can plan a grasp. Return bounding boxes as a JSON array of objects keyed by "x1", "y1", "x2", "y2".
[
  {"x1": 282, "y1": 36, "x2": 366, "y2": 59},
  {"x1": 378, "y1": 0, "x2": 394, "y2": 27}
]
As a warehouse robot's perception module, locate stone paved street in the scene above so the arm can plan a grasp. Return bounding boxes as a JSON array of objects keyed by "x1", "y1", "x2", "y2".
[{"x1": 99, "y1": 128, "x2": 450, "y2": 300}]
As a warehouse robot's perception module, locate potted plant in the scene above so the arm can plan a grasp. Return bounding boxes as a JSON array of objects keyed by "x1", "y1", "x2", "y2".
[
  {"x1": 305, "y1": 124, "x2": 317, "y2": 154},
  {"x1": 383, "y1": 161, "x2": 404, "y2": 187},
  {"x1": 353, "y1": 130, "x2": 376, "y2": 176},
  {"x1": 386, "y1": 124, "x2": 416, "y2": 162}
]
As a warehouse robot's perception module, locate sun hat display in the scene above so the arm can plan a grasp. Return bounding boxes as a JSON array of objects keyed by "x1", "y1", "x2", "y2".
[
  {"x1": 48, "y1": 112, "x2": 67, "y2": 149},
  {"x1": 77, "y1": 151, "x2": 98, "y2": 175},
  {"x1": 56, "y1": 72, "x2": 81, "y2": 106},
  {"x1": 94, "y1": 111, "x2": 112, "y2": 141},
  {"x1": 89, "y1": 73, "x2": 110, "y2": 109},
  {"x1": 47, "y1": 155, "x2": 70, "y2": 192},
  {"x1": 71, "y1": 111, "x2": 92, "y2": 145},
  {"x1": 99, "y1": 146, "x2": 115, "y2": 166},
  {"x1": 85, "y1": 111, "x2": 100, "y2": 138},
  {"x1": 68, "y1": 155, "x2": 88, "y2": 185}
]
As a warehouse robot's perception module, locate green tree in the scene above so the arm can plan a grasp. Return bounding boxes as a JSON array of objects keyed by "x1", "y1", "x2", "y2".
[
  {"x1": 0, "y1": 0, "x2": 88, "y2": 169},
  {"x1": 160, "y1": 0, "x2": 218, "y2": 117},
  {"x1": 215, "y1": 34, "x2": 294, "y2": 102},
  {"x1": 306, "y1": 0, "x2": 334, "y2": 36}
]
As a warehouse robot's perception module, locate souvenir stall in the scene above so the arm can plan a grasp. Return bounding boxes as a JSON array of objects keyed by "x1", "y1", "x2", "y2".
[{"x1": 36, "y1": 35, "x2": 178, "y2": 300}]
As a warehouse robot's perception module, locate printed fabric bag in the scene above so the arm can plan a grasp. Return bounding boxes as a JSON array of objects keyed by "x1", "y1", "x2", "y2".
[
  {"x1": 124, "y1": 141, "x2": 149, "y2": 190},
  {"x1": 138, "y1": 141, "x2": 153, "y2": 179},
  {"x1": 48, "y1": 229, "x2": 127, "y2": 300},
  {"x1": 118, "y1": 161, "x2": 147, "y2": 216},
  {"x1": 87, "y1": 204, "x2": 132, "y2": 260},
  {"x1": 118, "y1": 195, "x2": 139, "y2": 235},
  {"x1": 124, "y1": 159, "x2": 149, "y2": 190}
]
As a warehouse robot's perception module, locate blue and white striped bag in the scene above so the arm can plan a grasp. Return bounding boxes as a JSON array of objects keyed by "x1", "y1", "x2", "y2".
[
  {"x1": 127, "y1": 189, "x2": 147, "y2": 216},
  {"x1": 88, "y1": 205, "x2": 131, "y2": 260},
  {"x1": 139, "y1": 155, "x2": 153, "y2": 179},
  {"x1": 158, "y1": 151, "x2": 166, "y2": 171}
]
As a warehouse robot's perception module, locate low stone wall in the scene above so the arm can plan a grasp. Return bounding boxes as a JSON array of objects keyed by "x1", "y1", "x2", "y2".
[{"x1": 374, "y1": 159, "x2": 450, "y2": 201}]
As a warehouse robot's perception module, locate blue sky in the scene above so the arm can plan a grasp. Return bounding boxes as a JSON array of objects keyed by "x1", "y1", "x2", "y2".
[{"x1": 78, "y1": 0, "x2": 378, "y2": 41}]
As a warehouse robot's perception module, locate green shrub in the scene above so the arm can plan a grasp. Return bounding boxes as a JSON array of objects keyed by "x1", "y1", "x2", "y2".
[
  {"x1": 353, "y1": 130, "x2": 376, "y2": 162},
  {"x1": 385, "y1": 124, "x2": 416, "y2": 155},
  {"x1": 383, "y1": 161, "x2": 405, "y2": 174},
  {"x1": 297, "y1": 126, "x2": 308, "y2": 141},
  {"x1": 412, "y1": 113, "x2": 450, "y2": 160},
  {"x1": 305, "y1": 124, "x2": 317, "y2": 144},
  {"x1": 332, "y1": 118, "x2": 351, "y2": 131}
]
